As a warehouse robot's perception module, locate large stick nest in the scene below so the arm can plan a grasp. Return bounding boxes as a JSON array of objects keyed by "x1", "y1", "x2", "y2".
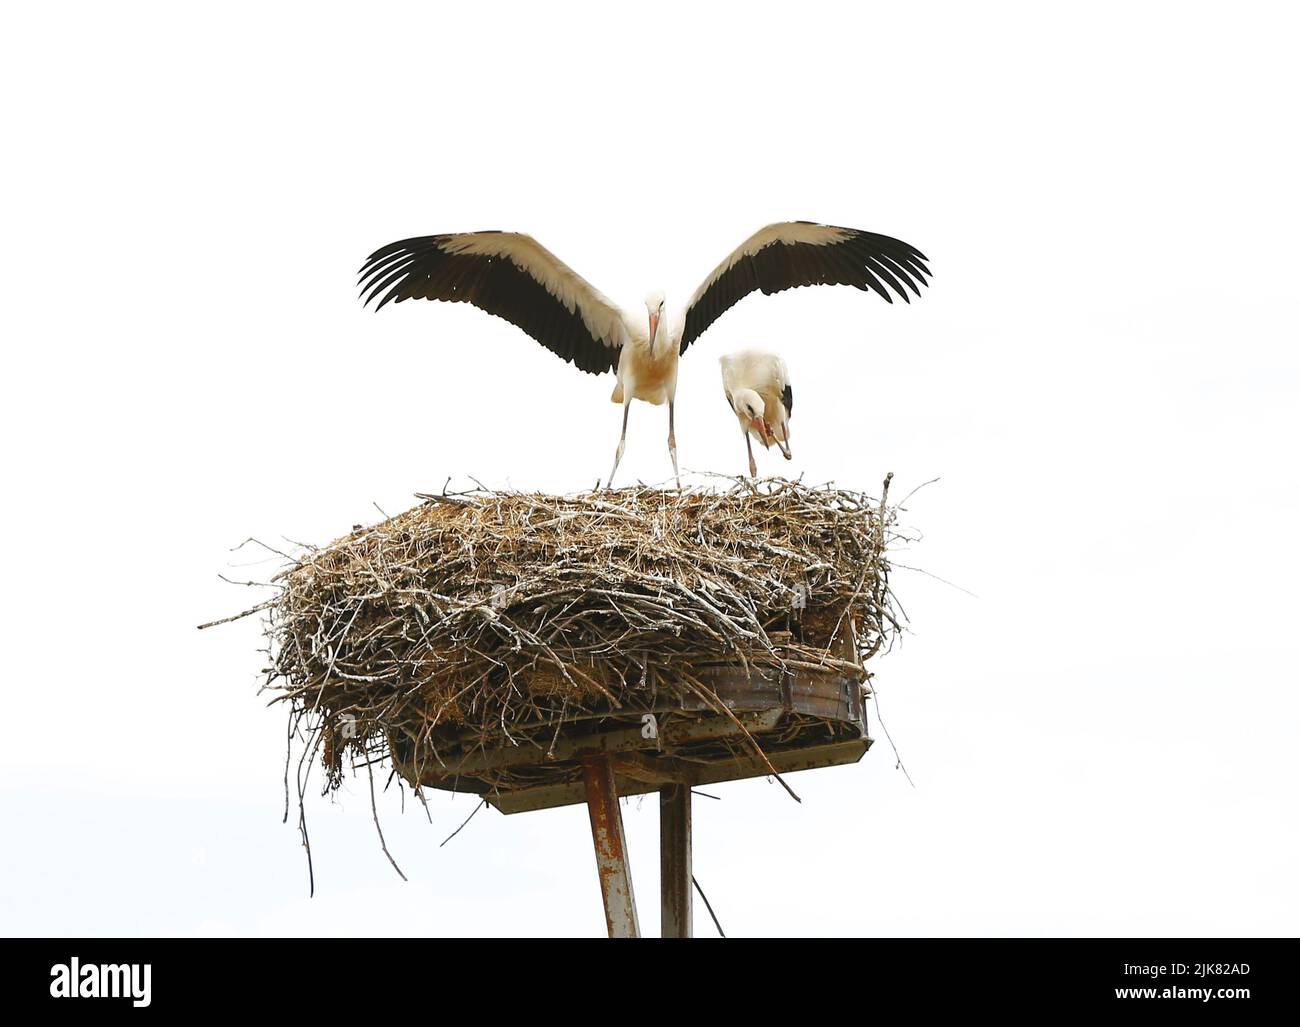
[{"x1": 260, "y1": 477, "x2": 903, "y2": 795}]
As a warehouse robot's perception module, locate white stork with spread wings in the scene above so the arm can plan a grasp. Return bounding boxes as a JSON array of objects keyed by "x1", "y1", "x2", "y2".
[{"x1": 358, "y1": 222, "x2": 930, "y2": 486}]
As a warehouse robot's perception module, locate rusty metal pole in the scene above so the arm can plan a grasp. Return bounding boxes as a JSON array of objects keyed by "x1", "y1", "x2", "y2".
[
  {"x1": 580, "y1": 755, "x2": 640, "y2": 938},
  {"x1": 659, "y1": 784, "x2": 692, "y2": 938}
]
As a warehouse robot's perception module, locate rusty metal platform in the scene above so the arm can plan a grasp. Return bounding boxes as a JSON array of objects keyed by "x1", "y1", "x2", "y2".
[
  {"x1": 390, "y1": 640, "x2": 873, "y2": 937},
  {"x1": 395, "y1": 660, "x2": 872, "y2": 815}
]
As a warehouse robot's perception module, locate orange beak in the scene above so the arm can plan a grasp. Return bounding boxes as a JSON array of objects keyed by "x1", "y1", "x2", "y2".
[
  {"x1": 648, "y1": 311, "x2": 660, "y2": 353},
  {"x1": 755, "y1": 417, "x2": 771, "y2": 446}
]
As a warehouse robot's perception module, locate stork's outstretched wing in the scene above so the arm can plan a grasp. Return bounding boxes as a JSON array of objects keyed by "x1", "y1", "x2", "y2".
[
  {"x1": 680, "y1": 222, "x2": 931, "y2": 353},
  {"x1": 359, "y1": 232, "x2": 628, "y2": 375}
]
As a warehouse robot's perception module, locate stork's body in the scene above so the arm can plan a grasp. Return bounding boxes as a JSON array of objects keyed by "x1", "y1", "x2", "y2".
[
  {"x1": 611, "y1": 322, "x2": 678, "y2": 406},
  {"x1": 607, "y1": 291, "x2": 681, "y2": 486},
  {"x1": 721, "y1": 350, "x2": 793, "y2": 477},
  {"x1": 358, "y1": 222, "x2": 931, "y2": 486}
]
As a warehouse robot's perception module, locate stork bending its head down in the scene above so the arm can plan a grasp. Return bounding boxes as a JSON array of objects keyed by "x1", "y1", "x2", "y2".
[
  {"x1": 721, "y1": 351, "x2": 793, "y2": 477},
  {"x1": 358, "y1": 222, "x2": 930, "y2": 487}
]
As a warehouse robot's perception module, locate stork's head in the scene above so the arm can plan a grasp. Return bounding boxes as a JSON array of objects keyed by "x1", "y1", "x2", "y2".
[
  {"x1": 645, "y1": 291, "x2": 666, "y2": 355},
  {"x1": 733, "y1": 387, "x2": 771, "y2": 446}
]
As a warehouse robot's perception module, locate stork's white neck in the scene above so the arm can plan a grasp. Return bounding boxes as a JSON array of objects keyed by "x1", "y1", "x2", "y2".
[{"x1": 627, "y1": 292, "x2": 675, "y2": 356}]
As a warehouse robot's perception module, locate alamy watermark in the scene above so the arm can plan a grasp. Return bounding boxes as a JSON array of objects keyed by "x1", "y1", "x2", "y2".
[{"x1": 50, "y1": 958, "x2": 151, "y2": 1007}]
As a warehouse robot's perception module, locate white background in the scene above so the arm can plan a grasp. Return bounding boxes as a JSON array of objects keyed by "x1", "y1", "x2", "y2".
[{"x1": 1, "y1": 1, "x2": 1296, "y2": 936}]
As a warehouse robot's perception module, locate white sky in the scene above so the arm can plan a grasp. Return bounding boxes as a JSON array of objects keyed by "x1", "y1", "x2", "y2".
[{"x1": 2, "y1": 1, "x2": 1297, "y2": 937}]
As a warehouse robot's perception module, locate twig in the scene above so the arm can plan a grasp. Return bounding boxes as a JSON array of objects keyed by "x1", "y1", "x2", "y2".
[
  {"x1": 197, "y1": 600, "x2": 273, "y2": 629},
  {"x1": 870, "y1": 684, "x2": 915, "y2": 788},
  {"x1": 367, "y1": 760, "x2": 408, "y2": 881},
  {"x1": 440, "y1": 799, "x2": 487, "y2": 847},
  {"x1": 891, "y1": 561, "x2": 979, "y2": 599},
  {"x1": 693, "y1": 875, "x2": 726, "y2": 938}
]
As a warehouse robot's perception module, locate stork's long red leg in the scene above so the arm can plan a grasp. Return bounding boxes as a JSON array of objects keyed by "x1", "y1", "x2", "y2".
[
  {"x1": 745, "y1": 430, "x2": 757, "y2": 478},
  {"x1": 668, "y1": 400, "x2": 680, "y2": 488},
  {"x1": 606, "y1": 400, "x2": 631, "y2": 489}
]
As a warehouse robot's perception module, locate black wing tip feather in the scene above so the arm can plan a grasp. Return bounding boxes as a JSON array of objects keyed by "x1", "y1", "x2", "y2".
[
  {"x1": 791, "y1": 223, "x2": 933, "y2": 295},
  {"x1": 357, "y1": 234, "x2": 453, "y2": 309}
]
